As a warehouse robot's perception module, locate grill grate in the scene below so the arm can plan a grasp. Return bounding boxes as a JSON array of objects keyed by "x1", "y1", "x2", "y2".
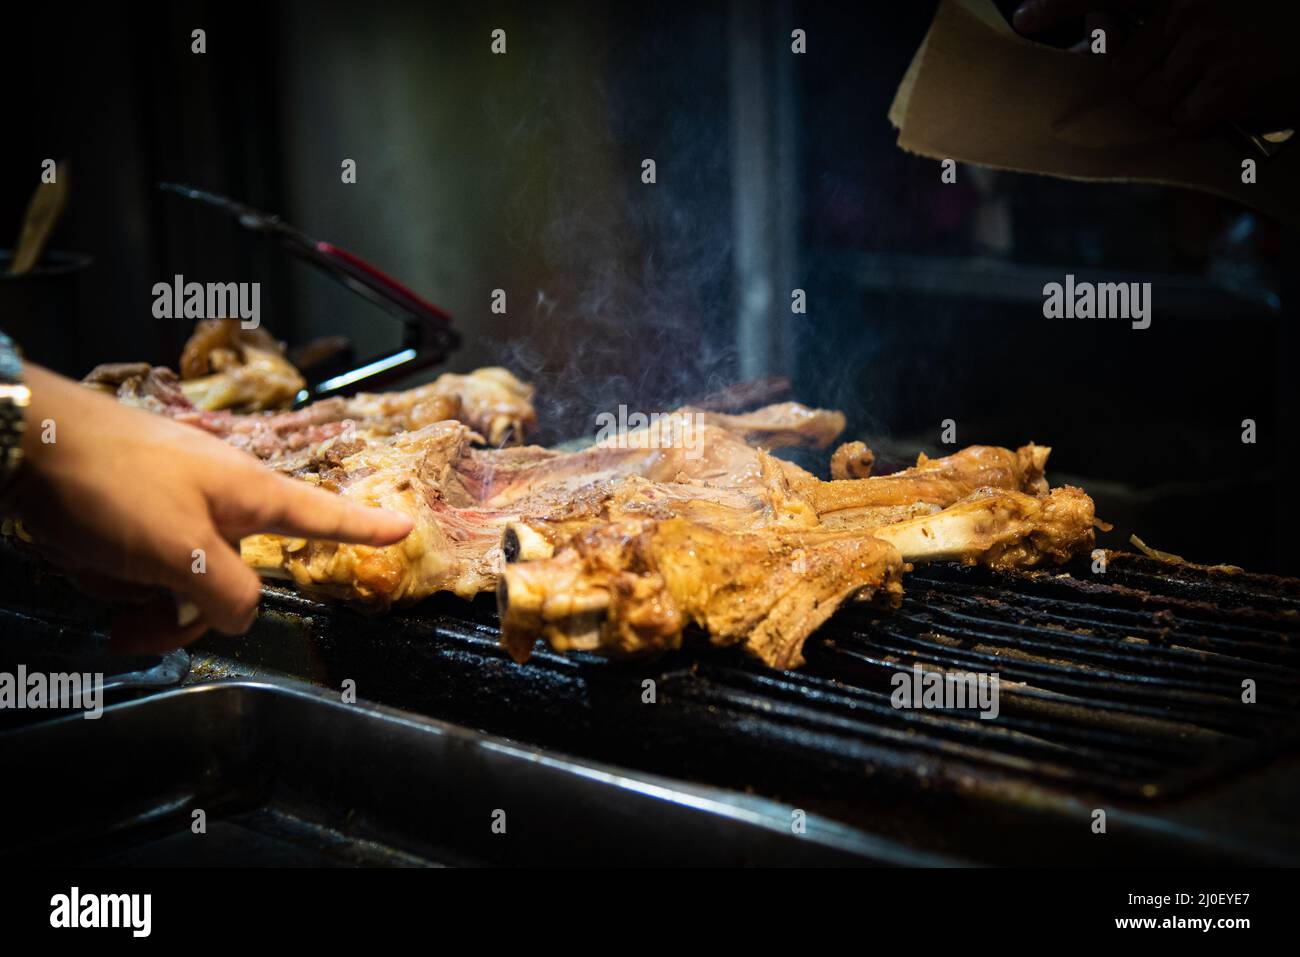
[{"x1": 659, "y1": 555, "x2": 1300, "y2": 800}]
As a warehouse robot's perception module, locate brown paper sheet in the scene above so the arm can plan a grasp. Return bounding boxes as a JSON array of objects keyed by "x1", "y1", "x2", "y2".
[{"x1": 891, "y1": 0, "x2": 1299, "y2": 227}]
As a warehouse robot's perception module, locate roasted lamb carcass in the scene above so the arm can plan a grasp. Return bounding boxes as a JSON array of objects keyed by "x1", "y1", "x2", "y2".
[
  {"x1": 237, "y1": 400, "x2": 1097, "y2": 667},
  {"x1": 88, "y1": 327, "x2": 1097, "y2": 669}
]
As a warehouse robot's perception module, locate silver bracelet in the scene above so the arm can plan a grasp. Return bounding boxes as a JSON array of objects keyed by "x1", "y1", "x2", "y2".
[{"x1": 0, "y1": 332, "x2": 31, "y2": 495}]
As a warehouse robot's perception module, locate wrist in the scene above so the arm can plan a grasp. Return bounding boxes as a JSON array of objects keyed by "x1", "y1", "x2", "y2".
[{"x1": 17, "y1": 363, "x2": 79, "y2": 473}]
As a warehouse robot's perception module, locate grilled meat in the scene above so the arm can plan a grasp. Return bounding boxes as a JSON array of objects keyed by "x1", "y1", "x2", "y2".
[
  {"x1": 175, "y1": 319, "x2": 306, "y2": 412},
  {"x1": 85, "y1": 362, "x2": 537, "y2": 456},
  {"x1": 235, "y1": 402, "x2": 1096, "y2": 667},
  {"x1": 497, "y1": 484, "x2": 1096, "y2": 668},
  {"x1": 689, "y1": 403, "x2": 846, "y2": 449},
  {"x1": 240, "y1": 406, "x2": 836, "y2": 604},
  {"x1": 85, "y1": 319, "x2": 536, "y2": 444},
  {"x1": 807, "y1": 443, "x2": 1049, "y2": 513},
  {"x1": 341, "y1": 367, "x2": 535, "y2": 447},
  {"x1": 498, "y1": 518, "x2": 906, "y2": 668},
  {"x1": 90, "y1": 339, "x2": 1096, "y2": 669}
]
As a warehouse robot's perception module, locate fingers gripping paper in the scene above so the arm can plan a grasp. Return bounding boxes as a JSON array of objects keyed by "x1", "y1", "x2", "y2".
[{"x1": 891, "y1": 0, "x2": 1300, "y2": 226}]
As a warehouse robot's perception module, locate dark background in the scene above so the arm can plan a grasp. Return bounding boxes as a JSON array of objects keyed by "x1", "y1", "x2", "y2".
[{"x1": 1, "y1": 0, "x2": 1295, "y2": 572}]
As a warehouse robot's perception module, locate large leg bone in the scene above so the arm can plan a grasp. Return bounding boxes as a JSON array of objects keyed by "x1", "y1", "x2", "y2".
[{"x1": 872, "y1": 486, "x2": 1096, "y2": 569}]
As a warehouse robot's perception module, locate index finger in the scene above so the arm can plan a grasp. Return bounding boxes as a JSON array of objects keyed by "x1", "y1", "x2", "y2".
[{"x1": 217, "y1": 471, "x2": 414, "y2": 546}]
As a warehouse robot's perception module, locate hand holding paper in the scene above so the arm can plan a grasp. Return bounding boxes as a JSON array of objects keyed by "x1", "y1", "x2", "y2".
[{"x1": 891, "y1": 0, "x2": 1299, "y2": 225}]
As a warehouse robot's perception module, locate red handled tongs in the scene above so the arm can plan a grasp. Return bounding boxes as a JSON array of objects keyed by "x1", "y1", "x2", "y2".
[{"x1": 158, "y1": 182, "x2": 459, "y2": 403}]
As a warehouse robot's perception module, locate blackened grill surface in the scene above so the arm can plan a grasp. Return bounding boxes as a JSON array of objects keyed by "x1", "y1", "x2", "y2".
[
  {"x1": 3, "y1": 545, "x2": 1300, "y2": 863},
  {"x1": 794, "y1": 557, "x2": 1300, "y2": 800}
]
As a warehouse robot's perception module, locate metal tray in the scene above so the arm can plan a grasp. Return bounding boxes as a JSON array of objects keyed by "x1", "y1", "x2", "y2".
[{"x1": 0, "y1": 679, "x2": 952, "y2": 866}]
